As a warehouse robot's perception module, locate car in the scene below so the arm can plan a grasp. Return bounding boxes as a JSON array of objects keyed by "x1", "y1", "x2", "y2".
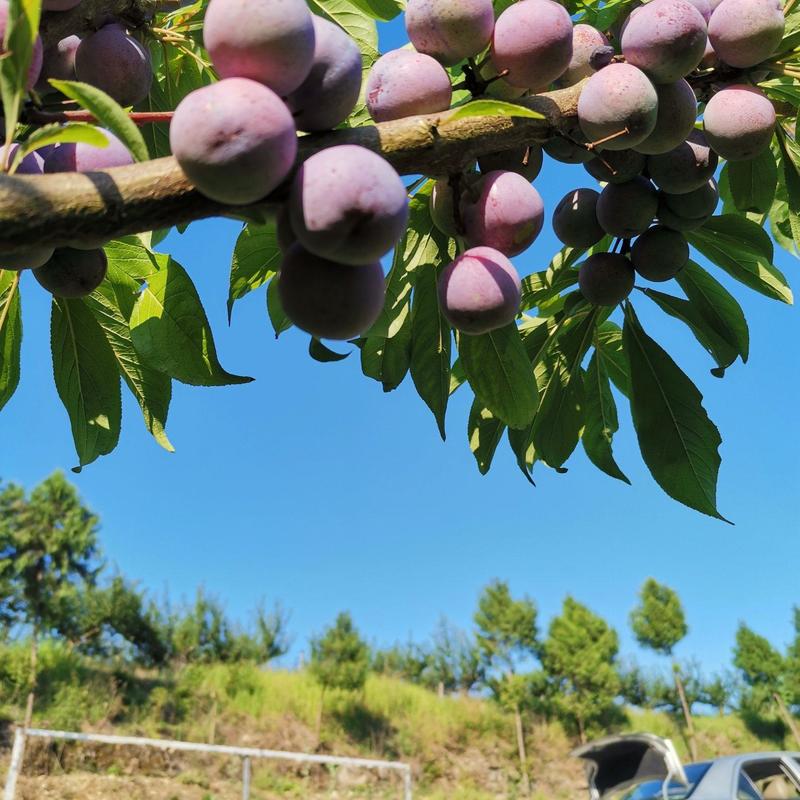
[{"x1": 572, "y1": 733, "x2": 800, "y2": 800}]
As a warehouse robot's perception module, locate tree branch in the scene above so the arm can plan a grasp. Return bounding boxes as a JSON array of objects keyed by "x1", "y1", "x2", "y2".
[
  {"x1": 0, "y1": 84, "x2": 582, "y2": 253},
  {"x1": 39, "y1": 0, "x2": 161, "y2": 46}
]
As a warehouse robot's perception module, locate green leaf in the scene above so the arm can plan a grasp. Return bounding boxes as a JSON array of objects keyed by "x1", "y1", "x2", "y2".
[
  {"x1": 130, "y1": 255, "x2": 253, "y2": 386},
  {"x1": 0, "y1": 0, "x2": 41, "y2": 139},
  {"x1": 51, "y1": 297, "x2": 122, "y2": 470},
  {"x1": 227, "y1": 221, "x2": 282, "y2": 321},
  {"x1": 309, "y1": 337, "x2": 350, "y2": 362},
  {"x1": 49, "y1": 79, "x2": 150, "y2": 162},
  {"x1": 595, "y1": 322, "x2": 629, "y2": 398},
  {"x1": 0, "y1": 270, "x2": 22, "y2": 412},
  {"x1": 507, "y1": 425, "x2": 536, "y2": 484},
  {"x1": 409, "y1": 266, "x2": 452, "y2": 441},
  {"x1": 309, "y1": 0, "x2": 379, "y2": 53},
  {"x1": 531, "y1": 309, "x2": 597, "y2": 468},
  {"x1": 446, "y1": 99, "x2": 545, "y2": 122},
  {"x1": 623, "y1": 304, "x2": 727, "y2": 521},
  {"x1": 102, "y1": 237, "x2": 160, "y2": 280},
  {"x1": 578, "y1": 0, "x2": 636, "y2": 32},
  {"x1": 687, "y1": 215, "x2": 792, "y2": 304},
  {"x1": 266, "y1": 277, "x2": 292, "y2": 338},
  {"x1": 520, "y1": 247, "x2": 582, "y2": 312},
  {"x1": 775, "y1": 127, "x2": 800, "y2": 254},
  {"x1": 727, "y1": 149, "x2": 777, "y2": 214},
  {"x1": 344, "y1": 0, "x2": 404, "y2": 20},
  {"x1": 459, "y1": 323, "x2": 538, "y2": 430},
  {"x1": 760, "y1": 77, "x2": 800, "y2": 107},
  {"x1": 583, "y1": 351, "x2": 629, "y2": 484},
  {"x1": 11, "y1": 123, "x2": 109, "y2": 171},
  {"x1": 84, "y1": 263, "x2": 174, "y2": 452},
  {"x1": 468, "y1": 401, "x2": 506, "y2": 475}
]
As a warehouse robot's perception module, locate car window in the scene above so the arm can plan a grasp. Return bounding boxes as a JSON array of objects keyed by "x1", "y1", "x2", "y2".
[
  {"x1": 741, "y1": 760, "x2": 800, "y2": 800},
  {"x1": 616, "y1": 763, "x2": 713, "y2": 800},
  {"x1": 738, "y1": 773, "x2": 763, "y2": 800}
]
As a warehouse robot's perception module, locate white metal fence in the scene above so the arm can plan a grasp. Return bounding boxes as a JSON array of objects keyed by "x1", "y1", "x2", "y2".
[{"x1": 3, "y1": 726, "x2": 413, "y2": 800}]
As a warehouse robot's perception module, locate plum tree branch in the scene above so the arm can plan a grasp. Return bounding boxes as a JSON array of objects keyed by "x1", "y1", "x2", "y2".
[
  {"x1": 0, "y1": 83, "x2": 583, "y2": 254},
  {"x1": 39, "y1": 0, "x2": 161, "y2": 46}
]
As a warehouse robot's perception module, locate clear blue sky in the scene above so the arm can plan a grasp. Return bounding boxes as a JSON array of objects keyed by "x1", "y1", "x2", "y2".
[{"x1": 1, "y1": 17, "x2": 799, "y2": 677}]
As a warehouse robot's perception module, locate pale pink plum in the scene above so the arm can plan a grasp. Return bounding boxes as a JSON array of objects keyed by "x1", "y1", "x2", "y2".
[
  {"x1": 634, "y1": 79, "x2": 697, "y2": 155},
  {"x1": 461, "y1": 170, "x2": 544, "y2": 257},
  {"x1": 406, "y1": 0, "x2": 495, "y2": 66},
  {"x1": 708, "y1": 0, "x2": 784, "y2": 67},
  {"x1": 0, "y1": 0, "x2": 42, "y2": 89},
  {"x1": 170, "y1": 78, "x2": 297, "y2": 205},
  {"x1": 621, "y1": 0, "x2": 708, "y2": 83},
  {"x1": 596, "y1": 177, "x2": 658, "y2": 237},
  {"x1": 430, "y1": 179, "x2": 459, "y2": 236},
  {"x1": 278, "y1": 244, "x2": 385, "y2": 340},
  {"x1": 37, "y1": 35, "x2": 80, "y2": 91},
  {"x1": 286, "y1": 16, "x2": 362, "y2": 132},
  {"x1": 75, "y1": 24, "x2": 151, "y2": 106},
  {"x1": 647, "y1": 129, "x2": 718, "y2": 193},
  {"x1": 552, "y1": 188, "x2": 605, "y2": 248},
  {"x1": 44, "y1": 128, "x2": 134, "y2": 172},
  {"x1": 703, "y1": 84, "x2": 776, "y2": 160},
  {"x1": 577, "y1": 63, "x2": 658, "y2": 150},
  {"x1": 43, "y1": 0, "x2": 81, "y2": 9},
  {"x1": 558, "y1": 24, "x2": 609, "y2": 86},
  {"x1": 578, "y1": 252, "x2": 635, "y2": 306},
  {"x1": 490, "y1": 0, "x2": 573, "y2": 89},
  {"x1": 203, "y1": 0, "x2": 315, "y2": 95},
  {"x1": 289, "y1": 145, "x2": 409, "y2": 265},
  {"x1": 584, "y1": 149, "x2": 646, "y2": 183},
  {"x1": 630, "y1": 225, "x2": 689, "y2": 280},
  {"x1": 366, "y1": 49, "x2": 452, "y2": 122},
  {"x1": 478, "y1": 145, "x2": 543, "y2": 182},
  {"x1": 437, "y1": 246, "x2": 521, "y2": 334},
  {"x1": 33, "y1": 248, "x2": 107, "y2": 298},
  {"x1": 659, "y1": 177, "x2": 719, "y2": 228}
]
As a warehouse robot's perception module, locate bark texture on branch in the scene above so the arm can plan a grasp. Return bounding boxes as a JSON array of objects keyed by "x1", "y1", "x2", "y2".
[
  {"x1": 39, "y1": 0, "x2": 161, "y2": 46},
  {"x1": 0, "y1": 83, "x2": 583, "y2": 253}
]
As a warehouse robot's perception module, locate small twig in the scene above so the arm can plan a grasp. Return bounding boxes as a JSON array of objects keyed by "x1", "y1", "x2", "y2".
[
  {"x1": 24, "y1": 108, "x2": 173, "y2": 125},
  {"x1": 784, "y1": 0, "x2": 799, "y2": 16},
  {"x1": 586, "y1": 127, "x2": 630, "y2": 150}
]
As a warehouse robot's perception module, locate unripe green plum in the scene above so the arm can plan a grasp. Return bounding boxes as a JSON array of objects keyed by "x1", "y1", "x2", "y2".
[
  {"x1": 584, "y1": 149, "x2": 647, "y2": 183},
  {"x1": 278, "y1": 244, "x2": 385, "y2": 340},
  {"x1": 285, "y1": 17, "x2": 362, "y2": 132},
  {"x1": 33, "y1": 248, "x2": 107, "y2": 298},
  {"x1": 557, "y1": 24, "x2": 609, "y2": 87},
  {"x1": 461, "y1": 170, "x2": 544, "y2": 257},
  {"x1": 552, "y1": 188, "x2": 604, "y2": 248},
  {"x1": 75, "y1": 24, "x2": 151, "y2": 107},
  {"x1": 430, "y1": 179, "x2": 459, "y2": 236},
  {"x1": 577, "y1": 63, "x2": 658, "y2": 151},
  {"x1": 37, "y1": 35, "x2": 80, "y2": 92},
  {"x1": 204, "y1": 0, "x2": 314, "y2": 95},
  {"x1": 490, "y1": 0, "x2": 574, "y2": 89},
  {"x1": 0, "y1": 0, "x2": 42, "y2": 89},
  {"x1": 405, "y1": 0, "x2": 495, "y2": 66},
  {"x1": 621, "y1": 0, "x2": 708, "y2": 84},
  {"x1": 44, "y1": 128, "x2": 134, "y2": 172},
  {"x1": 366, "y1": 49, "x2": 452, "y2": 122},
  {"x1": 478, "y1": 145, "x2": 543, "y2": 182},
  {"x1": 703, "y1": 84, "x2": 776, "y2": 161},
  {"x1": 170, "y1": 78, "x2": 297, "y2": 205},
  {"x1": 578, "y1": 252, "x2": 635, "y2": 306},
  {"x1": 289, "y1": 145, "x2": 409, "y2": 265},
  {"x1": 630, "y1": 225, "x2": 689, "y2": 280},
  {"x1": 438, "y1": 246, "x2": 521, "y2": 334},
  {"x1": 708, "y1": 0, "x2": 784, "y2": 67},
  {"x1": 647, "y1": 130, "x2": 718, "y2": 193},
  {"x1": 634, "y1": 79, "x2": 697, "y2": 155},
  {"x1": 597, "y1": 177, "x2": 658, "y2": 237}
]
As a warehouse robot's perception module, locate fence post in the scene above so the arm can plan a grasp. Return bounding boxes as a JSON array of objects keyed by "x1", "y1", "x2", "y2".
[
  {"x1": 3, "y1": 727, "x2": 26, "y2": 800},
  {"x1": 241, "y1": 755, "x2": 251, "y2": 800},
  {"x1": 402, "y1": 765, "x2": 413, "y2": 800}
]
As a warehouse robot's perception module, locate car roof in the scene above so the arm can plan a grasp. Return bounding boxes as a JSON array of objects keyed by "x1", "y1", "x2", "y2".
[{"x1": 689, "y1": 753, "x2": 800, "y2": 800}]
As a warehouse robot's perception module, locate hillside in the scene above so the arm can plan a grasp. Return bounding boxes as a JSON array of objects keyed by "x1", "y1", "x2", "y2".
[{"x1": 1, "y1": 647, "x2": 795, "y2": 799}]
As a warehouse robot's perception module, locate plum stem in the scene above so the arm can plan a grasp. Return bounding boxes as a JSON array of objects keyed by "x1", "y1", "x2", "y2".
[
  {"x1": 24, "y1": 107, "x2": 173, "y2": 126},
  {"x1": 586, "y1": 127, "x2": 630, "y2": 150}
]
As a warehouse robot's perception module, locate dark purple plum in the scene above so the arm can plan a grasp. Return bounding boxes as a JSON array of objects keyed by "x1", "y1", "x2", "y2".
[
  {"x1": 37, "y1": 34, "x2": 80, "y2": 92},
  {"x1": 552, "y1": 188, "x2": 604, "y2": 248},
  {"x1": 478, "y1": 145, "x2": 543, "y2": 182},
  {"x1": 276, "y1": 206, "x2": 296, "y2": 252},
  {"x1": 543, "y1": 130, "x2": 593, "y2": 163},
  {"x1": 647, "y1": 130, "x2": 718, "y2": 194},
  {"x1": 584, "y1": 149, "x2": 647, "y2": 183},
  {"x1": 703, "y1": 84, "x2": 776, "y2": 161},
  {"x1": 634, "y1": 79, "x2": 697, "y2": 155},
  {"x1": 708, "y1": 0, "x2": 784, "y2": 67},
  {"x1": 658, "y1": 177, "x2": 719, "y2": 230},
  {"x1": 578, "y1": 252, "x2": 635, "y2": 306},
  {"x1": 596, "y1": 177, "x2": 658, "y2": 237},
  {"x1": 630, "y1": 225, "x2": 689, "y2": 280},
  {"x1": 33, "y1": 248, "x2": 107, "y2": 298}
]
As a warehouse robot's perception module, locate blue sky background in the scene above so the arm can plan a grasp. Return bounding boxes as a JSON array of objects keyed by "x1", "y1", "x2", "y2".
[{"x1": 1, "y1": 17, "x2": 799, "y2": 678}]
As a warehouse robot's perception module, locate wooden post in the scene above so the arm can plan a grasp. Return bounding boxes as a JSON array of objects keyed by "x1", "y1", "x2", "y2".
[
  {"x1": 402, "y1": 766, "x2": 413, "y2": 800},
  {"x1": 241, "y1": 756, "x2": 251, "y2": 800},
  {"x1": 3, "y1": 727, "x2": 26, "y2": 800}
]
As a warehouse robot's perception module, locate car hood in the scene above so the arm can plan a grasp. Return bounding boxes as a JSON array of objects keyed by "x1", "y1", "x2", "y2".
[{"x1": 572, "y1": 733, "x2": 689, "y2": 800}]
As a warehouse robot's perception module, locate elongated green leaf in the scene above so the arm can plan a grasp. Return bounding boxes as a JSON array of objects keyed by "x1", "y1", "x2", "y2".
[
  {"x1": 102, "y1": 237, "x2": 160, "y2": 280},
  {"x1": 49, "y1": 79, "x2": 150, "y2": 162},
  {"x1": 468, "y1": 401, "x2": 505, "y2": 475},
  {"x1": 410, "y1": 264, "x2": 451, "y2": 440},
  {"x1": 227, "y1": 221, "x2": 281, "y2": 321},
  {"x1": 309, "y1": 337, "x2": 350, "y2": 362},
  {"x1": 345, "y1": 0, "x2": 404, "y2": 20},
  {"x1": 532, "y1": 309, "x2": 597, "y2": 468},
  {"x1": 130, "y1": 255, "x2": 253, "y2": 386},
  {"x1": 507, "y1": 425, "x2": 536, "y2": 484},
  {"x1": 595, "y1": 321, "x2": 629, "y2": 397},
  {"x1": 520, "y1": 246, "x2": 582, "y2": 312},
  {"x1": 446, "y1": 99, "x2": 545, "y2": 122},
  {"x1": 459, "y1": 323, "x2": 538, "y2": 429},
  {"x1": 775, "y1": 127, "x2": 800, "y2": 254},
  {"x1": 623, "y1": 304, "x2": 727, "y2": 520},
  {"x1": 51, "y1": 297, "x2": 122, "y2": 470},
  {"x1": 582, "y1": 352, "x2": 629, "y2": 483},
  {"x1": 309, "y1": 0, "x2": 379, "y2": 52},
  {"x1": 0, "y1": 270, "x2": 22, "y2": 412},
  {"x1": 687, "y1": 215, "x2": 792, "y2": 304},
  {"x1": 266, "y1": 277, "x2": 292, "y2": 338},
  {"x1": 0, "y1": 0, "x2": 41, "y2": 139},
  {"x1": 85, "y1": 263, "x2": 173, "y2": 452},
  {"x1": 727, "y1": 149, "x2": 777, "y2": 214},
  {"x1": 11, "y1": 123, "x2": 109, "y2": 171}
]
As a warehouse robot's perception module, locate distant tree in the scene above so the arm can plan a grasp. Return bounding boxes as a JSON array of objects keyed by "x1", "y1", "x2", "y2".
[
  {"x1": 310, "y1": 612, "x2": 370, "y2": 742},
  {"x1": 474, "y1": 579, "x2": 538, "y2": 796},
  {"x1": 618, "y1": 659, "x2": 656, "y2": 710},
  {"x1": 428, "y1": 617, "x2": 484, "y2": 696},
  {"x1": 733, "y1": 622, "x2": 800, "y2": 746},
  {"x1": 541, "y1": 596, "x2": 620, "y2": 744},
  {"x1": 630, "y1": 579, "x2": 697, "y2": 760},
  {"x1": 372, "y1": 642, "x2": 431, "y2": 685},
  {"x1": 702, "y1": 670, "x2": 739, "y2": 715}
]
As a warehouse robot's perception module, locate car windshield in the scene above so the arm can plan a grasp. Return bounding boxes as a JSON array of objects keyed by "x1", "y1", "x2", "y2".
[{"x1": 613, "y1": 762, "x2": 713, "y2": 800}]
